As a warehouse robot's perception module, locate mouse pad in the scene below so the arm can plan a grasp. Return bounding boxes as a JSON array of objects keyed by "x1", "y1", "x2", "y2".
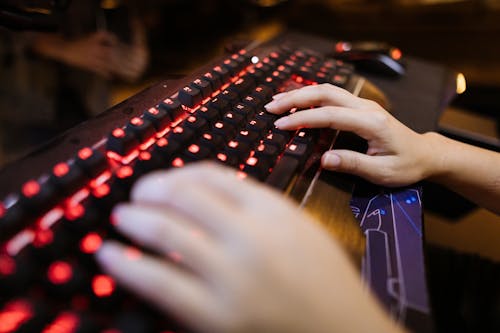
[{"x1": 351, "y1": 182, "x2": 434, "y2": 333}]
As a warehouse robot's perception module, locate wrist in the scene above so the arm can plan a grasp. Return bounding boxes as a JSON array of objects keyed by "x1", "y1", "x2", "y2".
[{"x1": 420, "y1": 132, "x2": 452, "y2": 182}]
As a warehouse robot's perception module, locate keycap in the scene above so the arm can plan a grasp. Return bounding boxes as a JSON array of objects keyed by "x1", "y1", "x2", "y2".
[
  {"x1": 75, "y1": 148, "x2": 107, "y2": 179},
  {"x1": 158, "y1": 97, "x2": 183, "y2": 120},
  {"x1": 143, "y1": 107, "x2": 171, "y2": 131},
  {"x1": 106, "y1": 128, "x2": 139, "y2": 156},
  {"x1": 178, "y1": 85, "x2": 202, "y2": 108}
]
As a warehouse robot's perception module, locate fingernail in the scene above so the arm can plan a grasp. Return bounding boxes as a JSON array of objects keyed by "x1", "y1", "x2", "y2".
[
  {"x1": 264, "y1": 100, "x2": 277, "y2": 110},
  {"x1": 323, "y1": 153, "x2": 341, "y2": 168},
  {"x1": 274, "y1": 117, "x2": 289, "y2": 128}
]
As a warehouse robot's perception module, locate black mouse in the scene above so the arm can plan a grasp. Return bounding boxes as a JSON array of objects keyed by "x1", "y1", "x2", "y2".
[{"x1": 332, "y1": 41, "x2": 406, "y2": 78}]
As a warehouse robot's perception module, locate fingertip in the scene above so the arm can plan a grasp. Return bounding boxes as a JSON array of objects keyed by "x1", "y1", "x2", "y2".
[
  {"x1": 264, "y1": 100, "x2": 278, "y2": 113},
  {"x1": 322, "y1": 152, "x2": 341, "y2": 169},
  {"x1": 273, "y1": 116, "x2": 290, "y2": 129},
  {"x1": 96, "y1": 241, "x2": 123, "y2": 269}
]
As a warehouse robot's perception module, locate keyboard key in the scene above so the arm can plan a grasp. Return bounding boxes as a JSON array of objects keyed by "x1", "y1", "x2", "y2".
[
  {"x1": 125, "y1": 117, "x2": 156, "y2": 143},
  {"x1": 191, "y1": 78, "x2": 212, "y2": 98},
  {"x1": 106, "y1": 128, "x2": 139, "y2": 156},
  {"x1": 75, "y1": 148, "x2": 107, "y2": 179},
  {"x1": 178, "y1": 85, "x2": 202, "y2": 108},
  {"x1": 159, "y1": 97, "x2": 183, "y2": 121},
  {"x1": 243, "y1": 156, "x2": 271, "y2": 181},
  {"x1": 265, "y1": 155, "x2": 300, "y2": 190},
  {"x1": 143, "y1": 107, "x2": 171, "y2": 131}
]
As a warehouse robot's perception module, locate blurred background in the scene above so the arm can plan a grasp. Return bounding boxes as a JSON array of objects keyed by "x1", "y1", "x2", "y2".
[
  {"x1": 1, "y1": 1, "x2": 500, "y2": 330},
  {"x1": 2, "y1": 0, "x2": 499, "y2": 163}
]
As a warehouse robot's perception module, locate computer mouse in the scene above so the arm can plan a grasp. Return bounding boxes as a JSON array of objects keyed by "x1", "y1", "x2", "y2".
[{"x1": 332, "y1": 41, "x2": 406, "y2": 78}]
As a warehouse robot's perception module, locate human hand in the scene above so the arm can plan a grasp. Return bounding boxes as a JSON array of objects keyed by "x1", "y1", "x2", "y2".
[
  {"x1": 265, "y1": 83, "x2": 437, "y2": 187},
  {"x1": 59, "y1": 31, "x2": 119, "y2": 79},
  {"x1": 111, "y1": 19, "x2": 149, "y2": 82},
  {"x1": 96, "y1": 162, "x2": 402, "y2": 333}
]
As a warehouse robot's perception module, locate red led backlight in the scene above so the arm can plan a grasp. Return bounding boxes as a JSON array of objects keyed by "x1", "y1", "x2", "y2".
[
  {"x1": 163, "y1": 98, "x2": 174, "y2": 105},
  {"x1": 92, "y1": 275, "x2": 115, "y2": 297},
  {"x1": 80, "y1": 233, "x2": 102, "y2": 254},
  {"x1": 65, "y1": 204, "x2": 85, "y2": 221},
  {"x1": 156, "y1": 138, "x2": 168, "y2": 147},
  {"x1": 217, "y1": 153, "x2": 227, "y2": 162},
  {"x1": 202, "y1": 133, "x2": 212, "y2": 140},
  {"x1": 139, "y1": 151, "x2": 151, "y2": 161},
  {"x1": 0, "y1": 204, "x2": 5, "y2": 218},
  {"x1": 188, "y1": 144, "x2": 200, "y2": 154},
  {"x1": 0, "y1": 254, "x2": 15, "y2": 276},
  {"x1": 53, "y1": 163, "x2": 69, "y2": 177},
  {"x1": 47, "y1": 261, "x2": 73, "y2": 285},
  {"x1": 246, "y1": 157, "x2": 258, "y2": 166},
  {"x1": 42, "y1": 312, "x2": 79, "y2": 333},
  {"x1": 172, "y1": 158, "x2": 184, "y2": 168},
  {"x1": 228, "y1": 141, "x2": 238, "y2": 148},
  {"x1": 173, "y1": 127, "x2": 183, "y2": 134},
  {"x1": 148, "y1": 107, "x2": 159, "y2": 115},
  {"x1": 112, "y1": 128, "x2": 125, "y2": 138},
  {"x1": 22, "y1": 180, "x2": 40, "y2": 198},
  {"x1": 116, "y1": 166, "x2": 133, "y2": 179},
  {"x1": 0, "y1": 300, "x2": 33, "y2": 333},
  {"x1": 33, "y1": 229, "x2": 53, "y2": 248},
  {"x1": 93, "y1": 184, "x2": 110, "y2": 198},
  {"x1": 130, "y1": 117, "x2": 143, "y2": 126},
  {"x1": 78, "y1": 147, "x2": 93, "y2": 160}
]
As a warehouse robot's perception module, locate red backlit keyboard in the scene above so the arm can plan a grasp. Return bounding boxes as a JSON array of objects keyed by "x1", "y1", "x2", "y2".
[{"x1": 0, "y1": 33, "x2": 368, "y2": 332}]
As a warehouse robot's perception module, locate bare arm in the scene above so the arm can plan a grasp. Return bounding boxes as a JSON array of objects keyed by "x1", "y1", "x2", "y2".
[{"x1": 424, "y1": 132, "x2": 500, "y2": 214}]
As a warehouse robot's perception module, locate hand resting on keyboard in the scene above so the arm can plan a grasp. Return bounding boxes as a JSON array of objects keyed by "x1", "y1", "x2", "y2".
[
  {"x1": 97, "y1": 162, "x2": 404, "y2": 333},
  {"x1": 266, "y1": 83, "x2": 500, "y2": 214}
]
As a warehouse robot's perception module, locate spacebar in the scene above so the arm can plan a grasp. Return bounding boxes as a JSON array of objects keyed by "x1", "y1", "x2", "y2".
[{"x1": 265, "y1": 156, "x2": 299, "y2": 191}]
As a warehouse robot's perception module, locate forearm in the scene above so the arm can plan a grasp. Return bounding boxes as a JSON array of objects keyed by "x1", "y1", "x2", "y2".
[{"x1": 423, "y1": 132, "x2": 500, "y2": 214}]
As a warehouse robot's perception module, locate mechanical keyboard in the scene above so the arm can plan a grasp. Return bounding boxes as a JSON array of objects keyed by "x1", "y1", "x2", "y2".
[{"x1": 0, "y1": 32, "x2": 386, "y2": 332}]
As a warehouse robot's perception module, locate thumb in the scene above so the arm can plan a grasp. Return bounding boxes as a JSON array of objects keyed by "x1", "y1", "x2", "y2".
[{"x1": 321, "y1": 149, "x2": 383, "y2": 183}]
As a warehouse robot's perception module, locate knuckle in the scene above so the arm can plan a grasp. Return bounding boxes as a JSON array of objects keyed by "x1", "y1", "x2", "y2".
[
  {"x1": 371, "y1": 111, "x2": 390, "y2": 130},
  {"x1": 317, "y1": 83, "x2": 333, "y2": 98},
  {"x1": 362, "y1": 98, "x2": 381, "y2": 109}
]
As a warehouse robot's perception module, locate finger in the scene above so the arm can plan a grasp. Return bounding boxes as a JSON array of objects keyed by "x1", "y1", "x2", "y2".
[
  {"x1": 322, "y1": 150, "x2": 388, "y2": 184},
  {"x1": 132, "y1": 162, "x2": 251, "y2": 206},
  {"x1": 274, "y1": 106, "x2": 380, "y2": 139},
  {"x1": 130, "y1": 164, "x2": 245, "y2": 235},
  {"x1": 112, "y1": 203, "x2": 222, "y2": 275},
  {"x1": 265, "y1": 83, "x2": 365, "y2": 114},
  {"x1": 96, "y1": 241, "x2": 217, "y2": 329}
]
